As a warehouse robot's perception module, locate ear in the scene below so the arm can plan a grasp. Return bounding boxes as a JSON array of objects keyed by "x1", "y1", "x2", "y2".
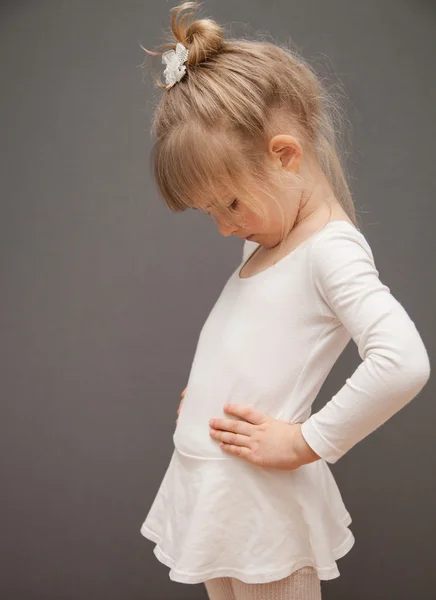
[{"x1": 268, "y1": 134, "x2": 302, "y2": 173}]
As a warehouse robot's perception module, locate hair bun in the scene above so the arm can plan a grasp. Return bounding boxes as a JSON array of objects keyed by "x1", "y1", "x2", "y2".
[{"x1": 170, "y1": 2, "x2": 224, "y2": 67}]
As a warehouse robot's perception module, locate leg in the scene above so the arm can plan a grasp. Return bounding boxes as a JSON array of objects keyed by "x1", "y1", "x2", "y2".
[
  {"x1": 204, "y1": 576, "x2": 237, "y2": 600},
  {"x1": 231, "y1": 566, "x2": 322, "y2": 600}
]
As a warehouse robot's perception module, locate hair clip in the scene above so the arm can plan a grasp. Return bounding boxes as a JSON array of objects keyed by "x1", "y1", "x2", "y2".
[{"x1": 162, "y1": 42, "x2": 189, "y2": 89}]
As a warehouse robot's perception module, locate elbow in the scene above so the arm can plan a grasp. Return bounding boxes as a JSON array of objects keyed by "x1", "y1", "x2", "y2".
[
  {"x1": 397, "y1": 340, "x2": 431, "y2": 395},
  {"x1": 371, "y1": 335, "x2": 431, "y2": 396},
  {"x1": 405, "y1": 324, "x2": 431, "y2": 390},
  {"x1": 364, "y1": 307, "x2": 431, "y2": 393},
  {"x1": 411, "y1": 348, "x2": 431, "y2": 391},
  {"x1": 409, "y1": 329, "x2": 431, "y2": 389}
]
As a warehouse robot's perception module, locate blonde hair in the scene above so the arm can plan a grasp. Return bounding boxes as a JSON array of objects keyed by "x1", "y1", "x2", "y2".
[{"x1": 139, "y1": 1, "x2": 359, "y2": 235}]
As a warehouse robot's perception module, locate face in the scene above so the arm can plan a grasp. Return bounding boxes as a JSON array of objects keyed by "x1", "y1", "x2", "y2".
[{"x1": 197, "y1": 134, "x2": 304, "y2": 249}]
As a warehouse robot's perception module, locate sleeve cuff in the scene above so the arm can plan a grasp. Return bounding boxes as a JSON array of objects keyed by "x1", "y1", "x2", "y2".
[{"x1": 300, "y1": 418, "x2": 343, "y2": 464}]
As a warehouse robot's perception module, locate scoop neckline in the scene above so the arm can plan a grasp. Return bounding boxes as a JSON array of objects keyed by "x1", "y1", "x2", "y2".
[{"x1": 236, "y1": 219, "x2": 359, "y2": 283}]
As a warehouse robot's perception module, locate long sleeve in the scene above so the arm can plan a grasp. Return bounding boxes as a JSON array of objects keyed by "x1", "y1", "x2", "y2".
[{"x1": 300, "y1": 226, "x2": 431, "y2": 464}]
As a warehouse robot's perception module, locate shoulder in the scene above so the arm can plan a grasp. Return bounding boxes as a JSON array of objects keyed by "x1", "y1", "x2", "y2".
[
  {"x1": 309, "y1": 221, "x2": 385, "y2": 311},
  {"x1": 313, "y1": 220, "x2": 371, "y2": 249},
  {"x1": 310, "y1": 221, "x2": 376, "y2": 273},
  {"x1": 309, "y1": 221, "x2": 391, "y2": 320}
]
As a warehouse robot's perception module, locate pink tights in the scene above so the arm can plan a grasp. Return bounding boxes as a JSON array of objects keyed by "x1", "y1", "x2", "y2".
[{"x1": 204, "y1": 566, "x2": 322, "y2": 600}]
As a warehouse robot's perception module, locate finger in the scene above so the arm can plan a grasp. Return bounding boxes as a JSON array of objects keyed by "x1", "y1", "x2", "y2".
[
  {"x1": 210, "y1": 417, "x2": 252, "y2": 437},
  {"x1": 181, "y1": 386, "x2": 187, "y2": 398},
  {"x1": 210, "y1": 428, "x2": 251, "y2": 448},
  {"x1": 223, "y1": 404, "x2": 266, "y2": 425},
  {"x1": 219, "y1": 442, "x2": 252, "y2": 458}
]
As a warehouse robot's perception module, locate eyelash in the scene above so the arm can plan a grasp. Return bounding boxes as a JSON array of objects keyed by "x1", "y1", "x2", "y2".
[{"x1": 196, "y1": 199, "x2": 238, "y2": 216}]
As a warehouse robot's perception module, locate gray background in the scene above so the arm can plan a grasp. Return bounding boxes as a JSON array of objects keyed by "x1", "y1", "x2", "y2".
[{"x1": 1, "y1": 1, "x2": 435, "y2": 599}]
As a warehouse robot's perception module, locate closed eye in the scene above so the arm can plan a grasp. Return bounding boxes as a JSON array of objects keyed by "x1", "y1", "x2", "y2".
[{"x1": 192, "y1": 199, "x2": 238, "y2": 214}]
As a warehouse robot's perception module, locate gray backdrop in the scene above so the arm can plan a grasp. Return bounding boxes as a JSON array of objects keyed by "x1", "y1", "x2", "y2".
[{"x1": 1, "y1": 1, "x2": 435, "y2": 599}]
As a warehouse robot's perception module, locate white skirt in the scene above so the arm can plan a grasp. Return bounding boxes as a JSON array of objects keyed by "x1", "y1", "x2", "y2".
[{"x1": 140, "y1": 446, "x2": 355, "y2": 585}]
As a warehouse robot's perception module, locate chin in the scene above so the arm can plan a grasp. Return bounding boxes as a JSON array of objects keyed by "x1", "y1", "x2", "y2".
[{"x1": 266, "y1": 236, "x2": 284, "y2": 249}]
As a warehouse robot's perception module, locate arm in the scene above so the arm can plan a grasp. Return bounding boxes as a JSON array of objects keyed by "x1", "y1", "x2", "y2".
[{"x1": 300, "y1": 227, "x2": 430, "y2": 464}]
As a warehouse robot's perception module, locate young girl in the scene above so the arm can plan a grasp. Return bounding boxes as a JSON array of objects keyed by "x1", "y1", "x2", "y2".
[{"x1": 139, "y1": 3, "x2": 430, "y2": 599}]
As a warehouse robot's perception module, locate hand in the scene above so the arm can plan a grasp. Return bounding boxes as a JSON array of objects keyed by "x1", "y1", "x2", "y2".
[
  {"x1": 176, "y1": 386, "x2": 187, "y2": 424},
  {"x1": 208, "y1": 404, "x2": 322, "y2": 471}
]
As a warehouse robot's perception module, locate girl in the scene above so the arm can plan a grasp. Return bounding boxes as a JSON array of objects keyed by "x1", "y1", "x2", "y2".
[{"x1": 139, "y1": 3, "x2": 430, "y2": 599}]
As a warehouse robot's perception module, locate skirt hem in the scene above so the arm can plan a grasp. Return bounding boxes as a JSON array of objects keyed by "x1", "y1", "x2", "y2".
[{"x1": 140, "y1": 511, "x2": 355, "y2": 585}]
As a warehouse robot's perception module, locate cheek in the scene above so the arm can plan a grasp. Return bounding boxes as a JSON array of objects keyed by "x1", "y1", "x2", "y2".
[{"x1": 241, "y1": 210, "x2": 265, "y2": 232}]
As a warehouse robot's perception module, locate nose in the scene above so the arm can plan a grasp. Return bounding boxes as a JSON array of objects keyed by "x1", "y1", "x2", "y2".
[{"x1": 216, "y1": 220, "x2": 236, "y2": 237}]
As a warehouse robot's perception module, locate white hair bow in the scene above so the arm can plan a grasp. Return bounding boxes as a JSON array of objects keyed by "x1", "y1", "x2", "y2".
[{"x1": 162, "y1": 42, "x2": 189, "y2": 89}]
